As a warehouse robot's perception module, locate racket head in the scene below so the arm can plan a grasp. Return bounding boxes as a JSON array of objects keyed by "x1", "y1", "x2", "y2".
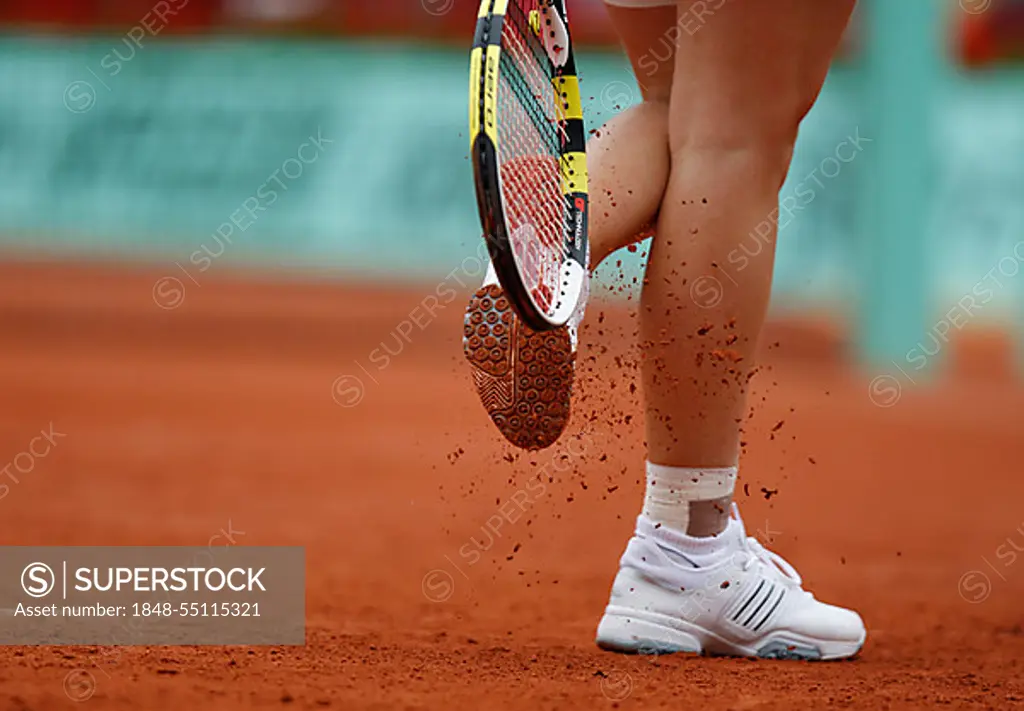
[{"x1": 469, "y1": 0, "x2": 589, "y2": 332}]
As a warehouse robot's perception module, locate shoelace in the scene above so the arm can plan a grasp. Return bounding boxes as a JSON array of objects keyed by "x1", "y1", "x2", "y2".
[
  {"x1": 730, "y1": 503, "x2": 803, "y2": 586},
  {"x1": 740, "y1": 535, "x2": 803, "y2": 586}
]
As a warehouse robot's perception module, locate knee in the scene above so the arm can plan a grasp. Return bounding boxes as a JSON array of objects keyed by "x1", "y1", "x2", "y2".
[
  {"x1": 637, "y1": 96, "x2": 670, "y2": 132},
  {"x1": 668, "y1": 118, "x2": 798, "y2": 191},
  {"x1": 597, "y1": 98, "x2": 670, "y2": 165},
  {"x1": 666, "y1": 82, "x2": 811, "y2": 190},
  {"x1": 638, "y1": 80, "x2": 672, "y2": 105},
  {"x1": 635, "y1": 98, "x2": 672, "y2": 177}
]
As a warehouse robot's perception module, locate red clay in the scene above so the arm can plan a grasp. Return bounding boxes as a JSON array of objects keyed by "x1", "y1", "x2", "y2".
[{"x1": 0, "y1": 260, "x2": 1022, "y2": 710}]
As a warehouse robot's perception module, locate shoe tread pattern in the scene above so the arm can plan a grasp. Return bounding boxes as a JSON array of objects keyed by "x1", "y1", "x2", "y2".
[{"x1": 463, "y1": 285, "x2": 573, "y2": 450}]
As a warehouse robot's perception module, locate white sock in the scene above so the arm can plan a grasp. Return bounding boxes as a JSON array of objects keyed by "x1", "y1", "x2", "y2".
[
  {"x1": 642, "y1": 461, "x2": 738, "y2": 536},
  {"x1": 639, "y1": 515, "x2": 735, "y2": 566}
]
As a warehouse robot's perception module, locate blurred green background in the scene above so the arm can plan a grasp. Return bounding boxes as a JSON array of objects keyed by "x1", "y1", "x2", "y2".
[{"x1": 0, "y1": 0, "x2": 1021, "y2": 366}]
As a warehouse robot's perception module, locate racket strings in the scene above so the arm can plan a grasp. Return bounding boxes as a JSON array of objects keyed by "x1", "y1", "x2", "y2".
[
  {"x1": 499, "y1": 59, "x2": 561, "y2": 158},
  {"x1": 498, "y1": 0, "x2": 569, "y2": 289},
  {"x1": 501, "y1": 3, "x2": 566, "y2": 153}
]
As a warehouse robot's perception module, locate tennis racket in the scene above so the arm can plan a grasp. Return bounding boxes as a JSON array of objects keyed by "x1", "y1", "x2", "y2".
[{"x1": 468, "y1": 0, "x2": 589, "y2": 332}]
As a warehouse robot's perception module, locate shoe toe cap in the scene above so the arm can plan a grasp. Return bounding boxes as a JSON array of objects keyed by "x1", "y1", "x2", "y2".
[{"x1": 786, "y1": 599, "x2": 866, "y2": 644}]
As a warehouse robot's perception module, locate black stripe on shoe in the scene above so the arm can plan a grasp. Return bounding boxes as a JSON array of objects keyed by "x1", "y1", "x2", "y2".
[
  {"x1": 743, "y1": 582, "x2": 776, "y2": 627},
  {"x1": 752, "y1": 588, "x2": 786, "y2": 632},
  {"x1": 732, "y1": 579, "x2": 765, "y2": 622}
]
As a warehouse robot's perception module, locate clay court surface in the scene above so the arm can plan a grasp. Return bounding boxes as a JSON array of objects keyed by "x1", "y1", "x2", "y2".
[{"x1": 0, "y1": 261, "x2": 1022, "y2": 710}]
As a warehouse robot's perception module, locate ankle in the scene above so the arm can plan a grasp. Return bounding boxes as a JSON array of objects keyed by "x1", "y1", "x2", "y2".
[{"x1": 642, "y1": 461, "x2": 737, "y2": 537}]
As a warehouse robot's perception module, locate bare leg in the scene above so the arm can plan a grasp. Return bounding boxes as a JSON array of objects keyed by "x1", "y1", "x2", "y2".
[
  {"x1": 595, "y1": 3, "x2": 866, "y2": 658},
  {"x1": 641, "y1": 0, "x2": 856, "y2": 535},
  {"x1": 588, "y1": 5, "x2": 676, "y2": 269}
]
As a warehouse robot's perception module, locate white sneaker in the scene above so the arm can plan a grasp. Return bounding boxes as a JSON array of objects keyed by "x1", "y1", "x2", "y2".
[{"x1": 596, "y1": 505, "x2": 865, "y2": 660}]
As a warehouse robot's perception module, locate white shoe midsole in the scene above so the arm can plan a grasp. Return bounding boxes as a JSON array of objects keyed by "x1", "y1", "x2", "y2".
[{"x1": 596, "y1": 605, "x2": 864, "y2": 660}]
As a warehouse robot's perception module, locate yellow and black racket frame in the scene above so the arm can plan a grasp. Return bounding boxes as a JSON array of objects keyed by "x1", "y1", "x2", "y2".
[{"x1": 468, "y1": 0, "x2": 590, "y2": 331}]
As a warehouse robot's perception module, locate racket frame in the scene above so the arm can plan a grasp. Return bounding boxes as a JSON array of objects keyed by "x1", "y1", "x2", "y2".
[{"x1": 468, "y1": 0, "x2": 589, "y2": 332}]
